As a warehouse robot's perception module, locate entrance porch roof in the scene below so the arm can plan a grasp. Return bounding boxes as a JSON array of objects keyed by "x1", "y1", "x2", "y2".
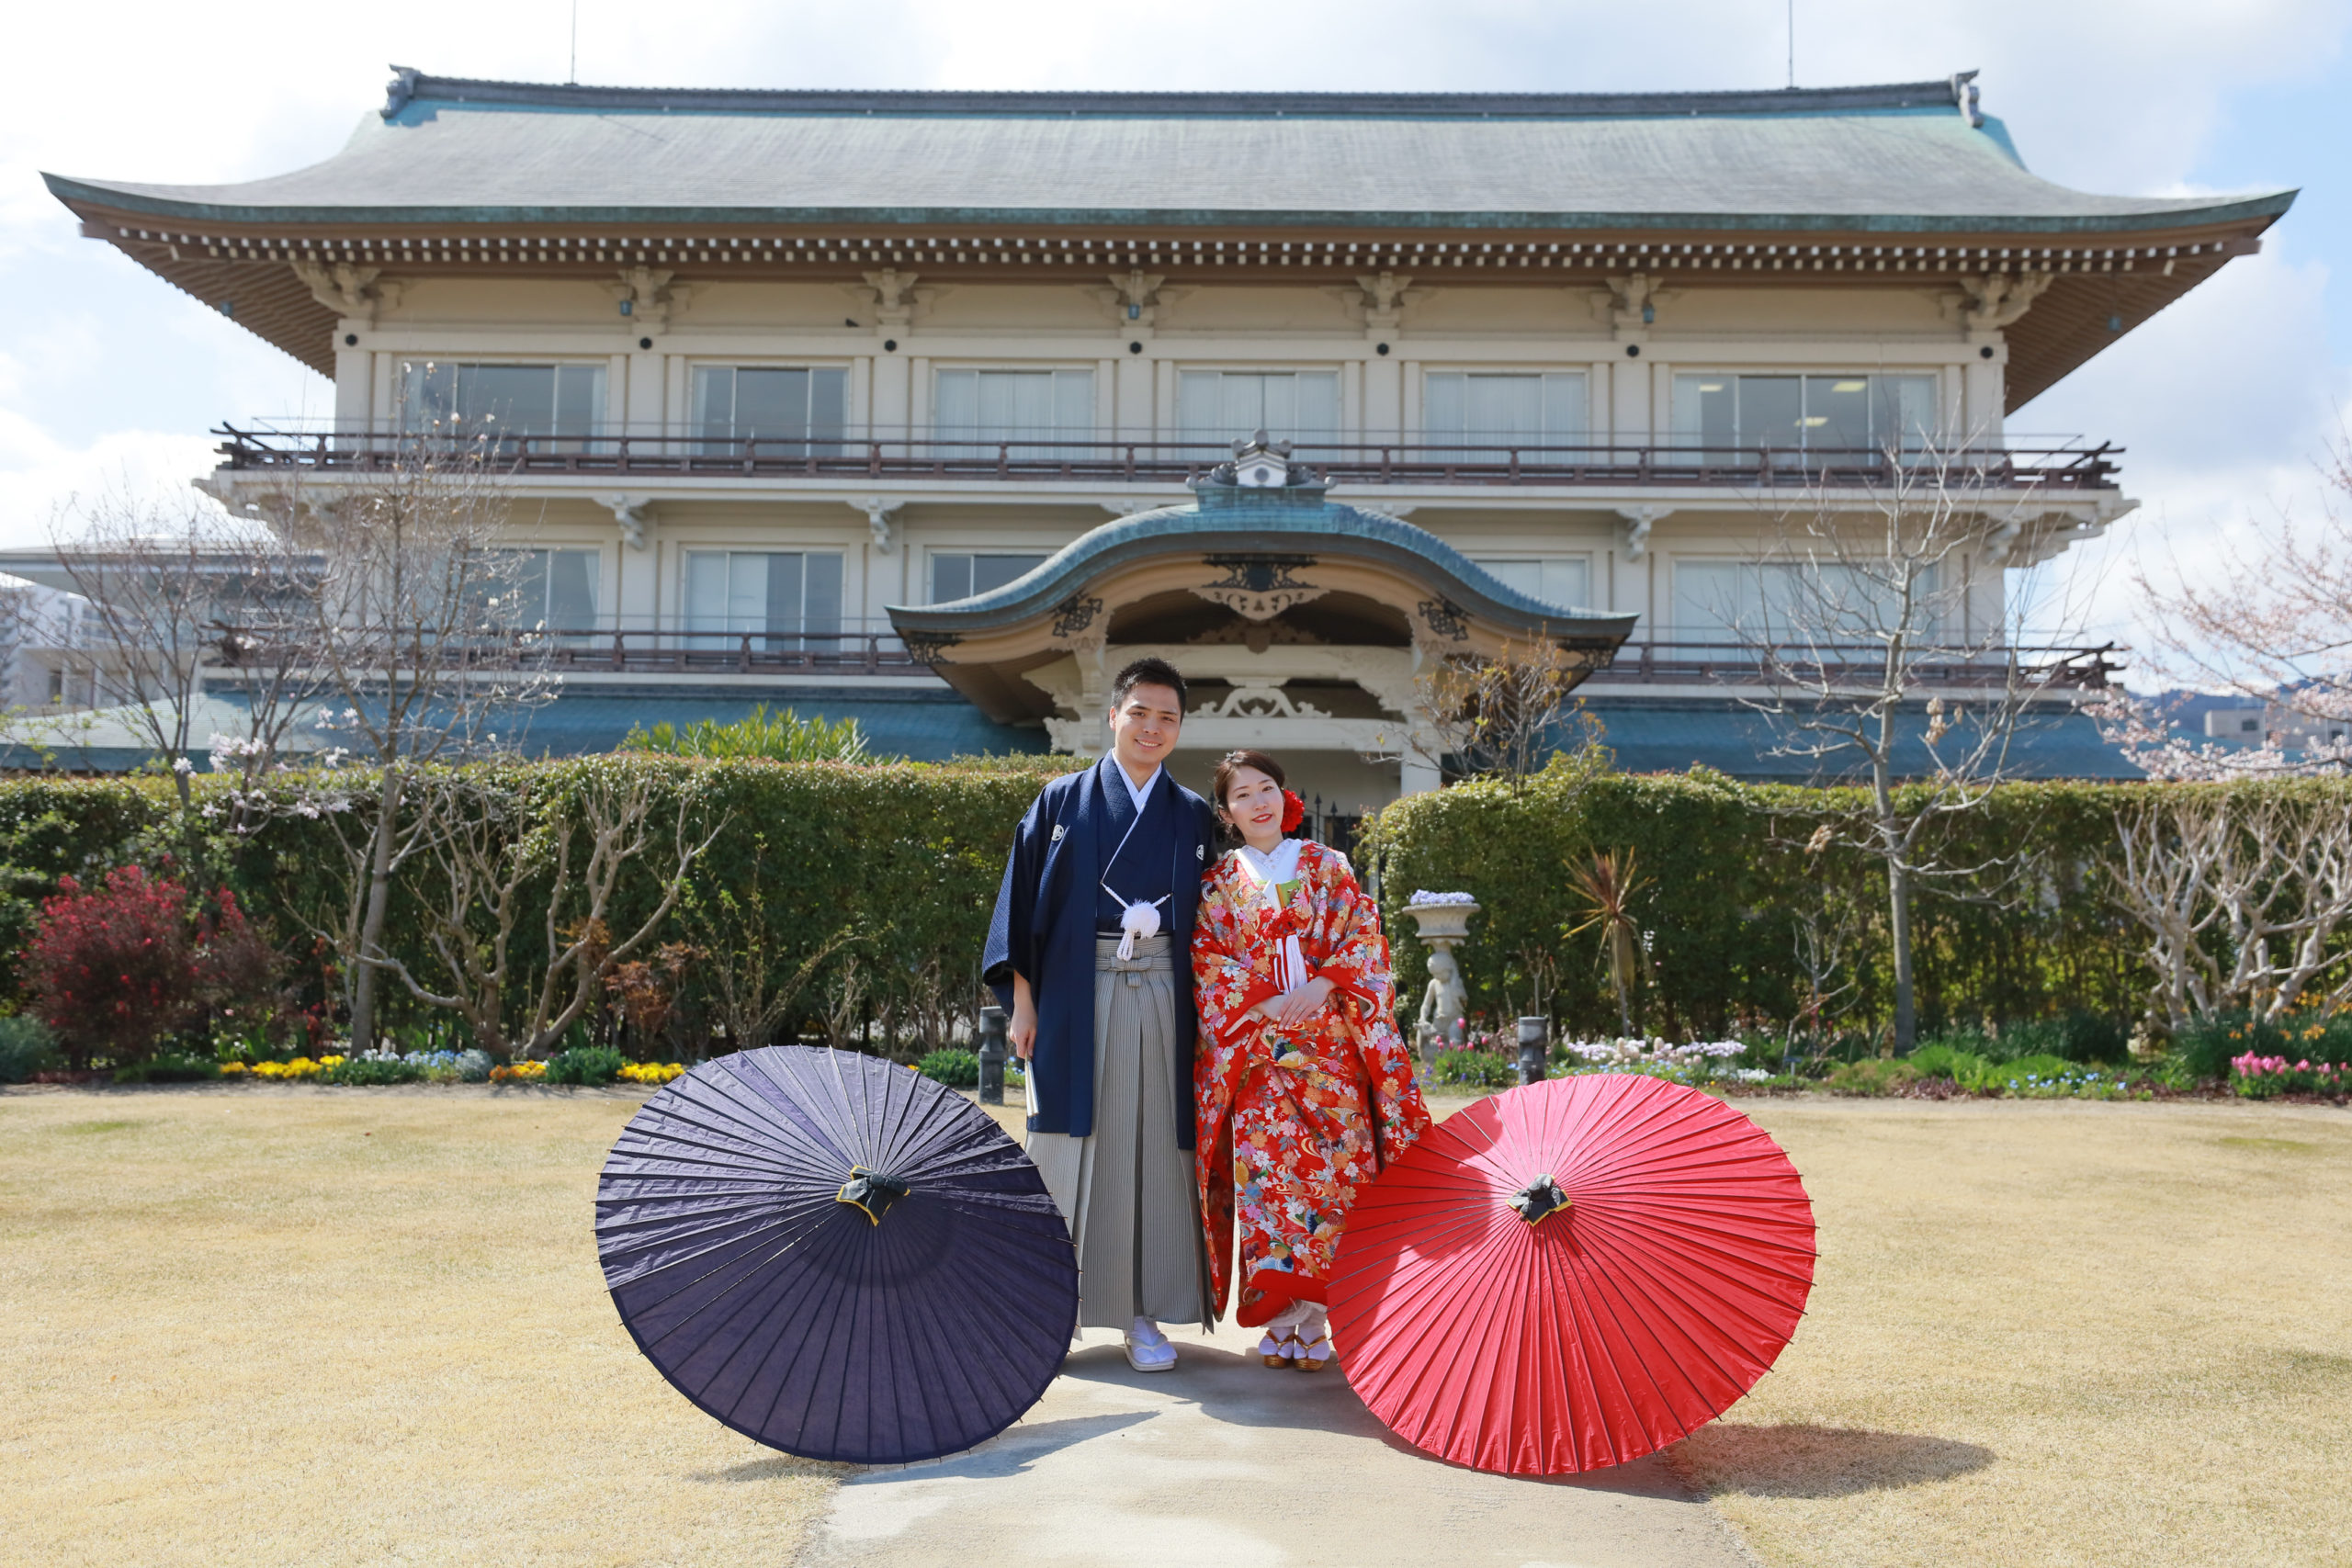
[{"x1": 885, "y1": 474, "x2": 1636, "y2": 726}]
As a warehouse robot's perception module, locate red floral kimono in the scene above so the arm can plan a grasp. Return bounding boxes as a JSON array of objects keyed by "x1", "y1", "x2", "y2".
[{"x1": 1193, "y1": 839, "x2": 1431, "y2": 1327}]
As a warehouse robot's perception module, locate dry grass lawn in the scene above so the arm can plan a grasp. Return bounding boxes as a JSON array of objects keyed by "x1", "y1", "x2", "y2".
[
  {"x1": 0, "y1": 1084, "x2": 839, "y2": 1567},
  {"x1": 3, "y1": 1084, "x2": 2346, "y2": 1567},
  {"x1": 1673, "y1": 1097, "x2": 2352, "y2": 1567}
]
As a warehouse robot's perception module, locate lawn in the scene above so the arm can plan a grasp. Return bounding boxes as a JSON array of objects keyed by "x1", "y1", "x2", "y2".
[
  {"x1": 2, "y1": 1084, "x2": 2345, "y2": 1567},
  {"x1": 1676, "y1": 1097, "x2": 2352, "y2": 1567}
]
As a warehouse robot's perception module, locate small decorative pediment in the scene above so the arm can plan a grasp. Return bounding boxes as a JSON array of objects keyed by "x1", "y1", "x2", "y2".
[{"x1": 1195, "y1": 555, "x2": 1328, "y2": 623}]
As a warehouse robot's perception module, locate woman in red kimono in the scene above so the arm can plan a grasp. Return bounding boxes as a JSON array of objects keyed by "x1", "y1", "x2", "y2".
[{"x1": 1193, "y1": 750, "x2": 1430, "y2": 1371}]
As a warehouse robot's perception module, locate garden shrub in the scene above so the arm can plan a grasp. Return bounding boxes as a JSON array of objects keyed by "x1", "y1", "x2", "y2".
[
  {"x1": 917, "y1": 1048, "x2": 979, "y2": 1088},
  {"x1": 27, "y1": 867, "x2": 198, "y2": 1067},
  {"x1": 2177, "y1": 1014, "x2": 2352, "y2": 1080},
  {"x1": 325, "y1": 1055, "x2": 425, "y2": 1086},
  {"x1": 0, "y1": 1015, "x2": 57, "y2": 1082},
  {"x1": 545, "y1": 1045, "x2": 627, "y2": 1086},
  {"x1": 1825, "y1": 1058, "x2": 1919, "y2": 1096},
  {"x1": 1430, "y1": 1049, "x2": 1518, "y2": 1089},
  {"x1": 112, "y1": 1052, "x2": 220, "y2": 1084}
]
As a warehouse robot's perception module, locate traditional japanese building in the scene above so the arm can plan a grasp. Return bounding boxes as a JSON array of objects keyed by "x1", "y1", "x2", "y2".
[{"x1": 39, "y1": 68, "x2": 2293, "y2": 812}]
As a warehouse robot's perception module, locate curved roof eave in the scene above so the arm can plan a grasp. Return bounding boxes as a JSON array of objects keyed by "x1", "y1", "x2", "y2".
[
  {"x1": 42, "y1": 173, "x2": 2297, "y2": 237},
  {"x1": 885, "y1": 501, "x2": 1639, "y2": 643}
]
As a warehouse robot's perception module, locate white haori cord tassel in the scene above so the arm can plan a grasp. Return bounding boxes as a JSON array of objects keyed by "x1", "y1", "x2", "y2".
[{"x1": 1107, "y1": 888, "x2": 1171, "y2": 961}]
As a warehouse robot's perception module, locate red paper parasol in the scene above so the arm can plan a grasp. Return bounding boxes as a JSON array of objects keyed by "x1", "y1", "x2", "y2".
[{"x1": 1329, "y1": 1074, "x2": 1815, "y2": 1476}]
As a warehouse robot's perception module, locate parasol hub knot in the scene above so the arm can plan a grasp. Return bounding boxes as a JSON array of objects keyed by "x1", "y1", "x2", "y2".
[
  {"x1": 1509, "y1": 1174, "x2": 1571, "y2": 1227},
  {"x1": 837, "y1": 1166, "x2": 912, "y2": 1224}
]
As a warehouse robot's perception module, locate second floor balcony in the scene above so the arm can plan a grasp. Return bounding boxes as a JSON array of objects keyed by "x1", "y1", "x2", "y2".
[{"x1": 209, "y1": 423, "x2": 2125, "y2": 496}]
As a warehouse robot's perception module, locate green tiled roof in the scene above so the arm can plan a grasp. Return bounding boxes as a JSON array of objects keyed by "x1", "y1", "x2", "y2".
[{"x1": 43, "y1": 73, "x2": 2291, "y2": 234}]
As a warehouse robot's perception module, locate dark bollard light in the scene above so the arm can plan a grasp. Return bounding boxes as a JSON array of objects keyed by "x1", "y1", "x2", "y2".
[
  {"x1": 977, "y1": 1006, "x2": 1008, "y2": 1105},
  {"x1": 1516, "y1": 1016, "x2": 1549, "y2": 1087}
]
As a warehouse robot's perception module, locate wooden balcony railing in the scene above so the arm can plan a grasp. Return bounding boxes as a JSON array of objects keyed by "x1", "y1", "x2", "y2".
[
  {"x1": 1583, "y1": 641, "x2": 2121, "y2": 690},
  {"x1": 210, "y1": 425, "x2": 2124, "y2": 491}
]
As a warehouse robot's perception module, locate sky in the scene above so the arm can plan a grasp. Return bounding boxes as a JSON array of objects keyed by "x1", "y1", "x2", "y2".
[{"x1": 5, "y1": 0, "x2": 2348, "y2": 682}]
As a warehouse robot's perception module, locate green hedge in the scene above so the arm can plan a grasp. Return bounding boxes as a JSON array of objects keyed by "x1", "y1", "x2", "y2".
[
  {"x1": 8, "y1": 755, "x2": 2352, "y2": 1057},
  {"x1": 0, "y1": 756, "x2": 1062, "y2": 1057},
  {"x1": 1359, "y1": 759, "x2": 2352, "y2": 1042}
]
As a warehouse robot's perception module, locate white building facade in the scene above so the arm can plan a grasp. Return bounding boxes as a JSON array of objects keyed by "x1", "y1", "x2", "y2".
[{"x1": 40, "y1": 71, "x2": 2291, "y2": 811}]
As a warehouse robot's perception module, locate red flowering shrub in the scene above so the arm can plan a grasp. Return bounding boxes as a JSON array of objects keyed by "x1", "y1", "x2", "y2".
[{"x1": 27, "y1": 868, "x2": 198, "y2": 1067}]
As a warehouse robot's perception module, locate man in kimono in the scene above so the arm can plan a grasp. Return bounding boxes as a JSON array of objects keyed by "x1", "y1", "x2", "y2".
[{"x1": 985, "y1": 656, "x2": 1218, "y2": 1371}]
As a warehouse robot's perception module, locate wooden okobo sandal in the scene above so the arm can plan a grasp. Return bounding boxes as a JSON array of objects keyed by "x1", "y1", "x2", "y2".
[
  {"x1": 1257, "y1": 1330, "x2": 1300, "y2": 1368},
  {"x1": 1295, "y1": 1328, "x2": 1333, "y2": 1372}
]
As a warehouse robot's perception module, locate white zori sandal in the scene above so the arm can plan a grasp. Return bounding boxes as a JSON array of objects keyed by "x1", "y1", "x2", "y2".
[{"x1": 1124, "y1": 1315, "x2": 1178, "y2": 1373}]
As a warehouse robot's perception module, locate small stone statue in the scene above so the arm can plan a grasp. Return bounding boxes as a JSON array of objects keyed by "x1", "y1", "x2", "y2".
[{"x1": 1417, "y1": 947, "x2": 1468, "y2": 1061}]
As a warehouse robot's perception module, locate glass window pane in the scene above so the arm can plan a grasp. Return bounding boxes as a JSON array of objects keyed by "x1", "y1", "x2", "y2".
[
  {"x1": 458, "y1": 366, "x2": 556, "y2": 434},
  {"x1": 1470, "y1": 376, "x2": 1542, "y2": 442},
  {"x1": 1674, "y1": 559, "x2": 1755, "y2": 643},
  {"x1": 1295, "y1": 373, "x2": 1339, "y2": 440},
  {"x1": 804, "y1": 553, "x2": 843, "y2": 636},
  {"x1": 692, "y1": 367, "x2": 733, "y2": 442},
  {"x1": 1477, "y1": 558, "x2": 1542, "y2": 597},
  {"x1": 1544, "y1": 558, "x2": 1590, "y2": 607},
  {"x1": 548, "y1": 551, "x2": 598, "y2": 627},
  {"x1": 1738, "y1": 377, "x2": 1803, "y2": 451},
  {"x1": 554, "y1": 365, "x2": 605, "y2": 436},
  {"x1": 763, "y1": 552, "x2": 805, "y2": 635},
  {"x1": 726, "y1": 554, "x2": 767, "y2": 630},
  {"x1": 400, "y1": 362, "x2": 457, "y2": 429},
  {"x1": 736, "y1": 368, "x2": 810, "y2": 441},
  {"x1": 1423, "y1": 373, "x2": 1466, "y2": 441},
  {"x1": 933, "y1": 370, "x2": 978, "y2": 438},
  {"x1": 971, "y1": 553, "x2": 1046, "y2": 596},
  {"x1": 1671, "y1": 374, "x2": 1737, "y2": 454},
  {"x1": 1052, "y1": 370, "x2": 1094, "y2": 440},
  {"x1": 684, "y1": 552, "x2": 728, "y2": 631},
  {"x1": 931, "y1": 552, "x2": 973, "y2": 604},
  {"x1": 1541, "y1": 374, "x2": 1588, "y2": 444},
  {"x1": 1805, "y1": 377, "x2": 1872, "y2": 454},
  {"x1": 1874, "y1": 375, "x2": 1939, "y2": 451},
  {"x1": 811, "y1": 368, "x2": 849, "y2": 446},
  {"x1": 1177, "y1": 372, "x2": 1224, "y2": 443}
]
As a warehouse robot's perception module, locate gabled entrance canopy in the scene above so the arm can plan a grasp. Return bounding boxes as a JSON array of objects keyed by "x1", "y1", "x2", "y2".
[{"x1": 886, "y1": 438, "x2": 1635, "y2": 770}]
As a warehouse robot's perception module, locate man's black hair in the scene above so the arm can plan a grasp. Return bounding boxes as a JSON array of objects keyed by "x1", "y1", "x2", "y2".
[{"x1": 1110, "y1": 655, "x2": 1189, "y2": 713}]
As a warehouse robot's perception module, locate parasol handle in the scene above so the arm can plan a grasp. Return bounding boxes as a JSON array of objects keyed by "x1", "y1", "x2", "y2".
[{"x1": 837, "y1": 1167, "x2": 913, "y2": 1224}]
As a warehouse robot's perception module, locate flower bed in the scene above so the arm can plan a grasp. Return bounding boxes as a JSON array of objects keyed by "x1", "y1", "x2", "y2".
[
  {"x1": 2230, "y1": 1052, "x2": 2352, "y2": 1100},
  {"x1": 617, "y1": 1062, "x2": 684, "y2": 1085}
]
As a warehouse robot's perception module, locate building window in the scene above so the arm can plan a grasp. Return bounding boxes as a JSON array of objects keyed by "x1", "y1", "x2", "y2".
[
  {"x1": 930, "y1": 551, "x2": 1049, "y2": 604},
  {"x1": 1672, "y1": 558, "x2": 1944, "y2": 645},
  {"x1": 1178, "y1": 371, "x2": 1340, "y2": 447},
  {"x1": 1473, "y1": 557, "x2": 1592, "y2": 611},
  {"x1": 504, "y1": 549, "x2": 602, "y2": 631},
  {"x1": 399, "y1": 362, "x2": 606, "y2": 446},
  {"x1": 1423, "y1": 372, "x2": 1588, "y2": 451},
  {"x1": 682, "y1": 551, "x2": 844, "y2": 646},
  {"x1": 933, "y1": 369, "x2": 1095, "y2": 454},
  {"x1": 1671, "y1": 373, "x2": 1938, "y2": 456},
  {"x1": 691, "y1": 367, "x2": 848, "y2": 454}
]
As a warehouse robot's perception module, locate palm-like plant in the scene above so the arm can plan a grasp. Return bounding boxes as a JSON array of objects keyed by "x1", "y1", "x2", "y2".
[{"x1": 1566, "y1": 848, "x2": 1652, "y2": 1036}]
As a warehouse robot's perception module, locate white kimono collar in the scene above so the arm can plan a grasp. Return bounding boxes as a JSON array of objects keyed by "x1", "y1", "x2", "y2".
[{"x1": 1233, "y1": 840, "x2": 1305, "y2": 903}]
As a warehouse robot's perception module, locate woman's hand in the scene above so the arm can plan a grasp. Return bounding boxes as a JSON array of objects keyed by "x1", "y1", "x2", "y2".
[
  {"x1": 1262, "y1": 976, "x2": 1336, "y2": 1029},
  {"x1": 1009, "y1": 973, "x2": 1038, "y2": 1060}
]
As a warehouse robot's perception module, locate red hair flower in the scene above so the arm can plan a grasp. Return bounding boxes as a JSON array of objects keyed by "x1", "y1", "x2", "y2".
[{"x1": 1280, "y1": 789, "x2": 1306, "y2": 834}]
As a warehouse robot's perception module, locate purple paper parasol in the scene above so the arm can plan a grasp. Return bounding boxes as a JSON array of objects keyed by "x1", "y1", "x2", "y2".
[{"x1": 596, "y1": 1045, "x2": 1077, "y2": 1463}]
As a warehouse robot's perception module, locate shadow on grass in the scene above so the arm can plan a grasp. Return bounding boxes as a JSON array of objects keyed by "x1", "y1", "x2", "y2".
[
  {"x1": 696, "y1": 1454, "x2": 843, "y2": 1484},
  {"x1": 1675, "y1": 1423, "x2": 1995, "y2": 1499}
]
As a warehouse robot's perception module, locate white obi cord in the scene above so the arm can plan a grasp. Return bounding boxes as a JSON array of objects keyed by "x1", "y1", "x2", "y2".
[{"x1": 1235, "y1": 840, "x2": 1308, "y2": 993}]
